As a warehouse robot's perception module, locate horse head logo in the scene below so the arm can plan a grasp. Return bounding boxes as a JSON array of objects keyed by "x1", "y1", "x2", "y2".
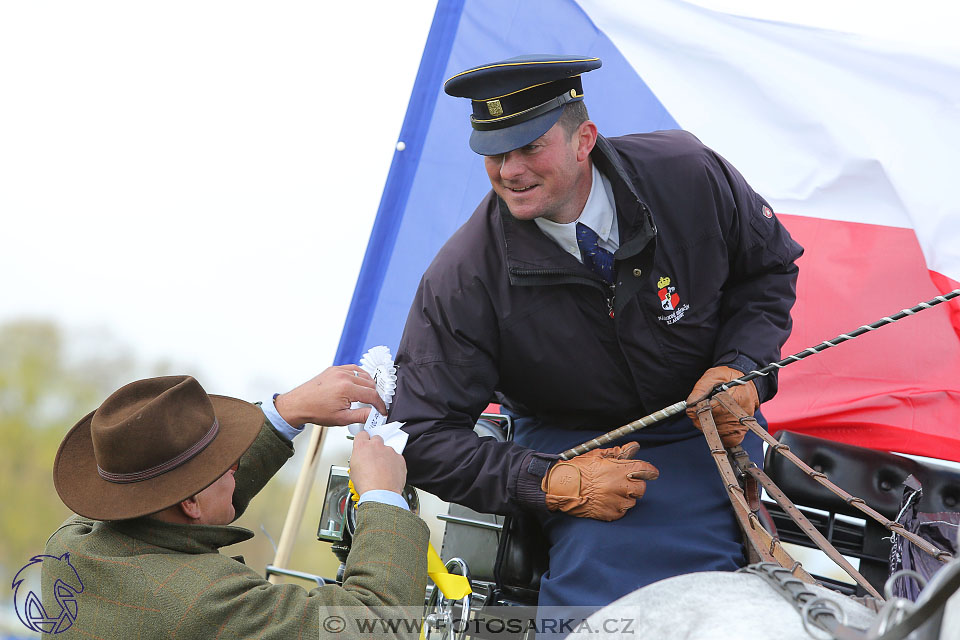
[{"x1": 12, "y1": 552, "x2": 84, "y2": 634}]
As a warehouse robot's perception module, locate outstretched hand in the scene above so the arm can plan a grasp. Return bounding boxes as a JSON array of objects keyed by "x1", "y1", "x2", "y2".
[{"x1": 274, "y1": 365, "x2": 388, "y2": 427}]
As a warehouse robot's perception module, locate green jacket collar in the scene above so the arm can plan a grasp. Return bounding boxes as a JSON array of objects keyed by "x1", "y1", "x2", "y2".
[{"x1": 106, "y1": 517, "x2": 254, "y2": 554}]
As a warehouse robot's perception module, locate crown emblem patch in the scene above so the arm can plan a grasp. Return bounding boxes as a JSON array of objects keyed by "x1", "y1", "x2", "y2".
[
  {"x1": 657, "y1": 276, "x2": 679, "y2": 311},
  {"x1": 655, "y1": 275, "x2": 690, "y2": 325}
]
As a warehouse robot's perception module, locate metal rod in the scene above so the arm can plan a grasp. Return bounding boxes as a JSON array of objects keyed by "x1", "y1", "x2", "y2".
[
  {"x1": 559, "y1": 288, "x2": 960, "y2": 460},
  {"x1": 716, "y1": 288, "x2": 960, "y2": 393},
  {"x1": 559, "y1": 401, "x2": 687, "y2": 459},
  {"x1": 265, "y1": 565, "x2": 337, "y2": 586},
  {"x1": 436, "y1": 513, "x2": 504, "y2": 531}
]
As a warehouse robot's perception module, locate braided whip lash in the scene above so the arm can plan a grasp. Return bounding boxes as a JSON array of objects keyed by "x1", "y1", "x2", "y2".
[{"x1": 559, "y1": 288, "x2": 960, "y2": 460}]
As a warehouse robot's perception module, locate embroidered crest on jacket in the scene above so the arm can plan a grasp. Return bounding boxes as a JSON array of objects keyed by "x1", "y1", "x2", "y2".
[{"x1": 656, "y1": 276, "x2": 690, "y2": 324}]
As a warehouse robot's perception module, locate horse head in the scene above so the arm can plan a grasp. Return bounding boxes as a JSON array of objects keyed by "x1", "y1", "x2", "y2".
[
  {"x1": 11, "y1": 552, "x2": 84, "y2": 633},
  {"x1": 51, "y1": 552, "x2": 84, "y2": 595}
]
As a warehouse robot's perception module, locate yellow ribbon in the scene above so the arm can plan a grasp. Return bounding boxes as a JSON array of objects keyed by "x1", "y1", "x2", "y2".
[
  {"x1": 427, "y1": 542, "x2": 472, "y2": 599},
  {"x1": 348, "y1": 475, "x2": 471, "y2": 600},
  {"x1": 419, "y1": 546, "x2": 472, "y2": 640}
]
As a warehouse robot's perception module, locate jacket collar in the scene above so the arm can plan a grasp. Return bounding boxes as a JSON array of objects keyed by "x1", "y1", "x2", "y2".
[
  {"x1": 498, "y1": 134, "x2": 656, "y2": 281},
  {"x1": 591, "y1": 135, "x2": 657, "y2": 261},
  {"x1": 107, "y1": 516, "x2": 254, "y2": 554}
]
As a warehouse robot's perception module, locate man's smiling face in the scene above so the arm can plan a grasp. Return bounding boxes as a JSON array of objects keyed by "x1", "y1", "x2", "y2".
[{"x1": 483, "y1": 120, "x2": 594, "y2": 224}]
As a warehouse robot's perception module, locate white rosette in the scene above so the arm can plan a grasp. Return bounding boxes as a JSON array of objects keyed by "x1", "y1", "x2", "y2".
[
  {"x1": 359, "y1": 345, "x2": 397, "y2": 409},
  {"x1": 346, "y1": 346, "x2": 408, "y2": 453}
]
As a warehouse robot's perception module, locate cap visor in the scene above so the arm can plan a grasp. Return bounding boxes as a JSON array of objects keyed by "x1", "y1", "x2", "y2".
[{"x1": 469, "y1": 107, "x2": 564, "y2": 156}]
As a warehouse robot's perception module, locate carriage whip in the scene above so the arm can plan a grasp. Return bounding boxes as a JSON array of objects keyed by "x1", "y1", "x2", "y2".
[{"x1": 559, "y1": 288, "x2": 960, "y2": 460}]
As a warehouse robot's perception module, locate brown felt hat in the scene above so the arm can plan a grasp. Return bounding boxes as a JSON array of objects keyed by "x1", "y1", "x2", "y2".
[{"x1": 53, "y1": 375, "x2": 263, "y2": 521}]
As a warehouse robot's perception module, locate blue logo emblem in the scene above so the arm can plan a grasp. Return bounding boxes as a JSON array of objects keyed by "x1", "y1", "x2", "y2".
[{"x1": 12, "y1": 553, "x2": 84, "y2": 634}]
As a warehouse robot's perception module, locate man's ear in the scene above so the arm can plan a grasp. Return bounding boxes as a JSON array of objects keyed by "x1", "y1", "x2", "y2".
[
  {"x1": 576, "y1": 120, "x2": 598, "y2": 162},
  {"x1": 179, "y1": 495, "x2": 202, "y2": 521}
]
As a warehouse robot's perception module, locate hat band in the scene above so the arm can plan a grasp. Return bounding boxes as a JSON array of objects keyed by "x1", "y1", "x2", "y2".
[
  {"x1": 470, "y1": 89, "x2": 581, "y2": 132},
  {"x1": 97, "y1": 418, "x2": 220, "y2": 484}
]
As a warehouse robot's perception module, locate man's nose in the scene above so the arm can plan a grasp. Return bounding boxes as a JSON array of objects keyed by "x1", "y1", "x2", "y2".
[{"x1": 499, "y1": 150, "x2": 525, "y2": 180}]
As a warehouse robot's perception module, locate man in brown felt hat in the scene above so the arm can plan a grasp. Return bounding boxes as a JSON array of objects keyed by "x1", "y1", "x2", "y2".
[{"x1": 42, "y1": 365, "x2": 429, "y2": 639}]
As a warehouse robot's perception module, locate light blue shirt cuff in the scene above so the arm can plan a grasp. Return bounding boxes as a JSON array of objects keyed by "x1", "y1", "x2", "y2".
[
  {"x1": 260, "y1": 396, "x2": 304, "y2": 442},
  {"x1": 358, "y1": 489, "x2": 410, "y2": 511}
]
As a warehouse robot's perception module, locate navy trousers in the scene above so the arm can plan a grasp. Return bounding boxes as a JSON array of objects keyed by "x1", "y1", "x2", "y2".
[{"x1": 511, "y1": 411, "x2": 764, "y2": 608}]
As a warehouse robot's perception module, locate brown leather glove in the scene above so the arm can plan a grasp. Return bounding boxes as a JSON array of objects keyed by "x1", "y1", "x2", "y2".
[
  {"x1": 685, "y1": 366, "x2": 760, "y2": 447},
  {"x1": 541, "y1": 443, "x2": 659, "y2": 521}
]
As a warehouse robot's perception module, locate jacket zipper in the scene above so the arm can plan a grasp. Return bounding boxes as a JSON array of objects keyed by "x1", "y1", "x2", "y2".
[{"x1": 509, "y1": 267, "x2": 617, "y2": 319}]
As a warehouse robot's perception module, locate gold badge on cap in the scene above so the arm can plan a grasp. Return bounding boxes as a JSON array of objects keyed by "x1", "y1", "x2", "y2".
[{"x1": 486, "y1": 99, "x2": 504, "y2": 116}]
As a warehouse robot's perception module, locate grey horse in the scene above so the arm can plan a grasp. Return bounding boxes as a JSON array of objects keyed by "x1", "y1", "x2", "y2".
[{"x1": 570, "y1": 560, "x2": 960, "y2": 640}]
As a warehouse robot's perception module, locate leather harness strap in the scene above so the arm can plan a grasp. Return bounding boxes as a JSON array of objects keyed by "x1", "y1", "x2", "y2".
[
  {"x1": 737, "y1": 453, "x2": 883, "y2": 600},
  {"x1": 708, "y1": 392, "x2": 884, "y2": 598},
  {"x1": 728, "y1": 445, "x2": 761, "y2": 512},
  {"x1": 711, "y1": 392, "x2": 953, "y2": 565},
  {"x1": 695, "y1": 398, "x2": 817, "y2": 585}
]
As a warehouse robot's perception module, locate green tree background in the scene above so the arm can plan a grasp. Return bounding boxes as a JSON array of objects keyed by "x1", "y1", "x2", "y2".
[
  {"x1": 0, "y1": 320, "x2": 150, "y2": 577},
  {"x1": 0, "y1": 318, "x2": 348, "y2": 632}
]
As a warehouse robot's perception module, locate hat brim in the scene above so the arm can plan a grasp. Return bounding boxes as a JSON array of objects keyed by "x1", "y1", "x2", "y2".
[
  {"x1": 469, "y1": 105, "x2": 564, "y2": 156},
  {"x1": 53, "y1": 395, "x2": 264, "y2": 521}
]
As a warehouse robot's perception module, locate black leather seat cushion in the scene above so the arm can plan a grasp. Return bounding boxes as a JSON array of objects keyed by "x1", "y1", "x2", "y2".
[{"x1": 765, "y1": 431, "x2": 960, "y2": 517}]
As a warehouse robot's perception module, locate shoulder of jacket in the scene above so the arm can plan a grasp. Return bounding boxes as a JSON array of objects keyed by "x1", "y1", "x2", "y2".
[
  {"x1": 607, "y1": 129, "x2": 715, "y2": 166},
  {"x1": 421, "y1": 193, "x2": 502, "y2": 284},
  {"x1": 135, "y1": 546, "x2": 263, "y2": 604},
  {"x1": 46, "y1": 514, "x2": 95, "y2": 547}
]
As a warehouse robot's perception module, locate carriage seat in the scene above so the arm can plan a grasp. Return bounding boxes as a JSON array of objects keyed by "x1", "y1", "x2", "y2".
[{"x1": 765, "y1": 430, "x2": 960, "y2": 517}]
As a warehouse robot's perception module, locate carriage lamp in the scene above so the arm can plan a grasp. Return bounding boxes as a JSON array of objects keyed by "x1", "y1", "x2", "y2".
[
  {"x1": 317, "y1": 466, "x2": 352, "y2": 543},
  {"x1": 317, "y1": 463, "x2": 422, "y2": 544}
]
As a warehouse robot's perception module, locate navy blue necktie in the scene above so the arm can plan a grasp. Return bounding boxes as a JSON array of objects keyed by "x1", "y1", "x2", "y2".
[{"x1": 576, "y1": 222, "x2": 614, "y2": 284}]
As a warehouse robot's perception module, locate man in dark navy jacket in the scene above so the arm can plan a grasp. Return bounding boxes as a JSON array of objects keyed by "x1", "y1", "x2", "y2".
[{"x1": 391, "y1": 54, "x2": 804, "y2": 607}]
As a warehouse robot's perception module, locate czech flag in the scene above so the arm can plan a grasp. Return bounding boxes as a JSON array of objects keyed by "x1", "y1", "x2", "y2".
[{"x1": 336, "y1": 0, "x2": 960, "y2": 462}]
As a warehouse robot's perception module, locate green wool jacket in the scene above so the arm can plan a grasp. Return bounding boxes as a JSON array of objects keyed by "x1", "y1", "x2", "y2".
[{"x1": 42, "y1": 420, "x2": 430, "y2": 639}]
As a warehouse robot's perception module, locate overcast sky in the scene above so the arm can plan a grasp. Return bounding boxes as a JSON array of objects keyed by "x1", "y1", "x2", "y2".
[
  {"x1": 2, "y1": 0, "x2": 956, "y2": 403},
  {"x1": 1, "y1": 1, "x2": 437, "y2": 400}
]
